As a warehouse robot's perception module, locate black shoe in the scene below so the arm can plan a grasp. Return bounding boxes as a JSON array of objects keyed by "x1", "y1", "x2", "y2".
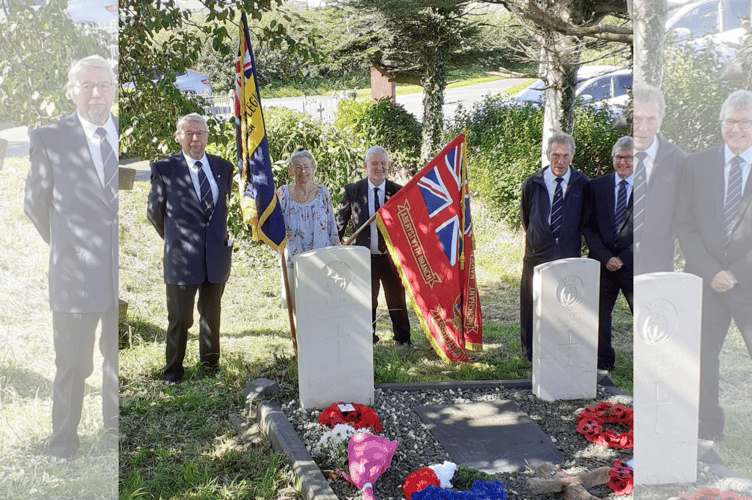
[{"x1": 597, "y1": 369, "x2": 614, "y2": 387}]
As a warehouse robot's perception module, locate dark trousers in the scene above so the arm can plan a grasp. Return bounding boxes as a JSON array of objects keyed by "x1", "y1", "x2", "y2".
[
  {"x1": 371, "y1": 254, "x2": 411, "y2": 343},
  {"x1": 699, "y1": 284, "x2": 752, "y2": 439},
  {"x1": 597, "y1": 265, "x2": 633, "y2": 370},
  {"x1": 50, "y1": 303, "x2": 118, "y2": 458},
  {"x1": 164, "y1": 282, "x2": 225, "y2": 382},
  {"x1": 519, "y1": 259, "x2": 537, "y2": 361}
]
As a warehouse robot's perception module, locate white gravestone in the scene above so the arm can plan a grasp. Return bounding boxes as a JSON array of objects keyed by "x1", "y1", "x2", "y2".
[
  {"x1": 295, "y1": 246, "x2": 374, "y2": 410},
  {"x1": 634, "y1": 272, "x2": 702, "y2": 485},
  {"x1": 533, "y1": 258, "x2": 600, "y2": 401}
]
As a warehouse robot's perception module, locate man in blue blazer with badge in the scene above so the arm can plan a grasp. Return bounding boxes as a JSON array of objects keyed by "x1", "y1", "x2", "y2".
[
  {"x1": 147, "y1": 113, "x2": 233, "y2": 385},
  {"x1": 24, "y1": 55, "x2": 119, "y2": 463},
  {"x1": 519, "y1": 132, "x2": 590, "y2": 362}
]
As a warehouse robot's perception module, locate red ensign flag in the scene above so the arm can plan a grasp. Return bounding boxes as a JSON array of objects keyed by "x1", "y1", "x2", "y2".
[{"x1": 376, "y1": 134, "x2": 482, "y2": 362}]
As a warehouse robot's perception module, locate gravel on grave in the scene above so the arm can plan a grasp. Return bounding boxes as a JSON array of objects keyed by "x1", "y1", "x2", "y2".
[{"x1": 280, "y1": 385, "x2": 742, "y2": 500}]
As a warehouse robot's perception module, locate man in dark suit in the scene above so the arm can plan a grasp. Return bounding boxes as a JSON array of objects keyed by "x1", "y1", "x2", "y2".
[
  {"x1": 24, "y1": 55, "x2": 118, "y2": 463},
  {"x1": 147, "y1": 113, "x2": 233, "y2": 385},
  {"x1": 633, "y1": 84, "x2": 687, "y2": 275},
  {"x1": 520, "y1": 132, "x2": 590, "y2": 362},
  {"x1": 583, "y1": 136, "x2": 634, "y2": 374},
  {"x1": 336, "y1": 146, "x2": 412, "y2": 345},
  {"x1": 676, "y1": 89, "x2": 752, "y2": 440}
]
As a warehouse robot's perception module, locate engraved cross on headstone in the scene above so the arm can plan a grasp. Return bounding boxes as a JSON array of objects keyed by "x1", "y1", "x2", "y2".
[
  {"x1": 559, "y1": 331, "x2": 579, "y2": 366},
  {"x1": 326, "y1": 323, "x2": 351, "y2": 362},
  {"x1": 641, "y1": 382, "x2": 671, "y2": 434}
]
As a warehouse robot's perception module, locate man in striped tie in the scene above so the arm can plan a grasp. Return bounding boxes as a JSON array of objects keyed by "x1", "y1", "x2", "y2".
[
  {"x1": 519, "y1": 132, "x2": 590, "y2": 362},
  {"x1": 582, "y1": 137, "x2": 634, "y2": 380},
  {"x1": 632, "y1": 84, "x2": 687, "y2": 275},
  {"x1": 676, "y1": 90, "x2": 752, "y2": 442},
  {"x1": 24, "y1": 55, "x2": 119, "y2": 463},
  {"x1": 148, "y1": 114, "x2": 234, "y2": 386}
]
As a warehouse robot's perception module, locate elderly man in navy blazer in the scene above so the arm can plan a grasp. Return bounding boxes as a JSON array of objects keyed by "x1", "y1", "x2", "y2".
[
  {"x1": 336, "y1": 146, "x2": 412, "y2": 345},
  {"x1": 24, "y1": 55, "x2": 119, "y2": 463},
  {"x1": 147, "y1": 113, "x2": 233, "y2": 385},
  {"x1": 676, "y1": 90, "x2": 752, "y2": 441},
  {"x1": 633, "y1": 84, "x2": 687, "y2": 275},
  {"x1": 519, "y1": 132, "x2": 590, "y2": 362},
  {"x1": 583, "y1": 136, "x2": 634, "y2": 375}
]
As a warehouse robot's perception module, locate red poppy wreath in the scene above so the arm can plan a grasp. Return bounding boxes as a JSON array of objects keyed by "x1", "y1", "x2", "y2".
[{"x1": 576, "y1": 402, "x2": 633, "y2": 449}]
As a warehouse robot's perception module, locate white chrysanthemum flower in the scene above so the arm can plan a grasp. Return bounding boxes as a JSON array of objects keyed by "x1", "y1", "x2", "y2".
[{"x1": 430, "y1": 460, "x2": 457, "y2": 489}]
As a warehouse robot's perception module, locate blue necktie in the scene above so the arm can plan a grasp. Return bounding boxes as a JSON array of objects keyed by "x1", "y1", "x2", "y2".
[
  {"x1": 195, "y1": 160, "x2": 214, "y2": 217},
  {"x1": 724, "y1": 155, "x2": 743, "y2": 249},
  {"x1": 551, "y1": 177, "x2": 564, "y2": 239},
  {"x1": 633, "y1": 152, "x2": 647, "y2": 242},
  {"x1": 96, "y1": 127, "x2": 118, "y2": 212},
  {"x1": 373, "y1": 187, "x2": 385, "y2": 252},
  {"x1": 614, "y1": 179, "x2": 628, "y2": 234}
]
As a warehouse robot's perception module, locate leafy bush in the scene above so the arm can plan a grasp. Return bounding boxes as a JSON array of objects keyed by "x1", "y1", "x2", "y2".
[
  {"x1": 447, "y1": 96, "x2": 623, "y2": 228},
  {"x1": 335, "y1": 98, "x2": 423, "y2": 174},
  {"x1": 661, "y1": 40, "x2": 738, "y2": 154}
]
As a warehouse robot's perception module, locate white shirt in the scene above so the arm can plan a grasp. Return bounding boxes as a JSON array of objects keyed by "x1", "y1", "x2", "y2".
[
  {"x1": 368, "y1": 178, "x2": 386, "y2": 254},
  {"x1": 613, "y1": 172, "x2": 634, "y2": 204},
  {"x1": 544, "y1": 166, "x2": 571, "y2": 224},
  {"x1": 183, "y1": 152, "x2": 218, "y2": 205},
  {"x1": 636, "y1": 137, "x2": 659, "y2": 183},
  {"x1": 723, "y1": 145, "x2": 752, "y2": 204},
  {"x1": 78, "y1": 112, "x2": 117, "y2": 188}
]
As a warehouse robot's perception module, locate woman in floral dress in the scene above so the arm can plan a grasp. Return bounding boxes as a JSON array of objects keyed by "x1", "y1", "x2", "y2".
[{"x1": 277, "y1": 148, "x2": 340, "y2": 308}]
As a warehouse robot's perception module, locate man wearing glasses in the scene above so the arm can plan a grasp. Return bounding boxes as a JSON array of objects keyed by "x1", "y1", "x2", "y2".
[
  {"x1": 24, "y1": 55, "x2": 118, "y2": 463},
  {"x1": 676, "y1": 90, "x2": 752, "y2": 442},
  {"x1": 147, "y1": 113, "x2": 234, "y2": 385},
  {"x1": 582, "y1": 137, "x2": 634, "y2": 379}
]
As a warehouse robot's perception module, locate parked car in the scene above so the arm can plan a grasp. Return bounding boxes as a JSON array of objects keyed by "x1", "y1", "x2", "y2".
[
  {"x1": 122, "y1": 69, "x2": 213, "y2": 96},
  {"x1": 666, "y1": 0, "x2": 749, "y2": 38},
  {"x1": 666, "y1": 0, "x2": 750, "y2": 59},
  {"x1": 514, "y1": 66, "x2": 632, "y2": 111}
]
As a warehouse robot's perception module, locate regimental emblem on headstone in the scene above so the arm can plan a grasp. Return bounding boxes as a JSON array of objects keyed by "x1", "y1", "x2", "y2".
[
  {"x1": 637, "y1": 298, "x2": 677, "y2": 346},
  {"x1": 319, "y1": 260, "x2": 353, "y2": 295},
  {"x1": 556, "y1": 275, "x2": 584, "y2": 307}
]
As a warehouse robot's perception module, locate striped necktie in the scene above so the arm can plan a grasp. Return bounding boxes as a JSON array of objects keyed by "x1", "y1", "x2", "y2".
[
  {"x1": 95, "y1": 127, "x2": 118, "y2": 212},
  {"x1": 724, "y1": 155, "x2": 744, "y2": 249},
  {"x1": 551, "y1": 177, "x2": 564, "y2": 239},
  {"x1": 374, "y1": 187, "x2": 386, "y2": 252},
  {"x1": 633, "y1": 152, "x2": 648, "y2": 241},
  {"x1": 195, "y1": 160, "x2": 214, "y2": 217},
  {"x1": 614, "y1": 179, "x2": 628, "y2": 234}
]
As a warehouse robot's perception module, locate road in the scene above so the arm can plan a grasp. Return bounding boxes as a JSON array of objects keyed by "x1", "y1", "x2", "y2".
[
  {"x1": 0, "y1": 78, "x2": 530, "y2": 173},
  {"x1": 261, "y1": 77, "x2": 529, "y2": 123}
]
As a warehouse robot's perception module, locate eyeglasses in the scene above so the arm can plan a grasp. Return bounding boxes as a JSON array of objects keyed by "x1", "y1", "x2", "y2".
[
  {"x1": 75, "y1": 82, "x2": 114, "y2": 93},
  {"x1": 721, "y1": 119, "x2": 752, "y2": 129},
  {"x1": 613, "y1": 155, "x2": 634, "y2": 163},
  {"x1": 293, "y1": 165, "x2": 313, "y2": 172},
  {"x1": 181, "y1": 131, "x2": 208, "y2": 138},
  {"x1": 634, "y1": 116, "x2": 660, "y2": 127}
]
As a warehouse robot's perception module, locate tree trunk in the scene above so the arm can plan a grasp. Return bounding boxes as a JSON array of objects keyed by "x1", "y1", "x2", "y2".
[
  {"x1": 420, "y1": 45, "x2": 449, "y2": 164},
  {"x1": 541, "y1": 31, "x2": 580, "y2": 165},
  {"x1": 633, "y1": 0, "x2": 667, "y2": 87}
]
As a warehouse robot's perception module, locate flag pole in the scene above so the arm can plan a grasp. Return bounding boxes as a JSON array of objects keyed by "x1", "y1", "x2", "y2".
[
  {"x1": 343, "y1": 212, "x2": 379, "y2": 245},
  {"x1": 279, "y1": 250, "x2": 298, "y2": 355}
]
